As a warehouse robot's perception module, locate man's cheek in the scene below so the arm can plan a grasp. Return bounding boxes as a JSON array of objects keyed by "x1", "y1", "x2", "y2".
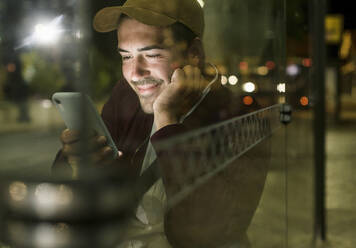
[{"x1": 122, "y1": 65, "x2": 130, "y2": 80}]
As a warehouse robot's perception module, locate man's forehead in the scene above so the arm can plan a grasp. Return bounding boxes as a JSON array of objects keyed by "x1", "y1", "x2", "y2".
[{"x1": 117, "y1": 18, "x2": 175, "y2": 49}]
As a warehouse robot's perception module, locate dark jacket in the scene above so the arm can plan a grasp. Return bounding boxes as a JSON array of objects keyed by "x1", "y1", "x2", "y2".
[{"x1": 52, "y1": 78, "x2": 268, "y2": 248}]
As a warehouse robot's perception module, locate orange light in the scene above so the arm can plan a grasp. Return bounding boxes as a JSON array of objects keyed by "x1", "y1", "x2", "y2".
[
  {"x1": 239, "y1": 61, "x2": 248, "y2": 71},
  {"x1": 266, "y1": 61, "x2": 275, "y2": 70},
  {"x1": 302, "y1": 58, "x2": 312, "y2": 67},
  {"x1": 243, "y1": 96, "x2": 254, "y2": 105},
  {"x1": 300, "y1": 96, "x2": 309, "y2": 106},
  {"x1": 6, "y1": 63, "x2": 16, "y2": 73}
]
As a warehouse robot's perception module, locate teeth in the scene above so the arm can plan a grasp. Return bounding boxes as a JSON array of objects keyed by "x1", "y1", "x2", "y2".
[{"x1": 138, "y1": 84, "x2": 157, "y2": 90}]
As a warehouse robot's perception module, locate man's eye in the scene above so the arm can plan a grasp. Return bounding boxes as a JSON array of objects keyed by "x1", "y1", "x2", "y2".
[
  {"x1": 146, "y1": 54, "x2": 161, "y2": 58},
  {"x1": 121, "y1": 55, "x2": 132, "y2": 61}
]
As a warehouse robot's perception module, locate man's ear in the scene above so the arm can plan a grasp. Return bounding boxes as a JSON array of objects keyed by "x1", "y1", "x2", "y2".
[{"x1": 187, "y1": 37, "x2": 205, "y2": 69}]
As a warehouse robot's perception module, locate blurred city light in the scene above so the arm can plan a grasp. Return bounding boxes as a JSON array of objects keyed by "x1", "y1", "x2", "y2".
[
  {"x1": 196, "y1": 0, "x2": 205, "y2": 7},
  {"x1": 286, "y1": 64, "x2": 300, "y2": 76},
  {"x1": 277, "y1": 83, "x2": 286, "y2": 93},
  {"x1": 75, "y1": 30, "x2": 82, "y2": 39},
  {"x1": 340, "y1": 31, "x2": 352, "y2": 59},
  {"x1": 9, "y1": 181, "x2": 28, "y2": 202},
  {"x1": 216, "y1": 64, "x2": 227, "y2": 75},
  {"x1": 228, "y1": 75, "x2": 238, "y2": 85},
  {"x1": 41, "y1": 99, "x2": 53, "y2": 109},
  {"x1": 243, "y1": 96, "x2": 254, "y2": 106},
  {"x1": 302, "y1": 58, "x2": 312, "y2": 67},
  {"x1": 6, "y1": 63, "x2": 16, "y2": 73},
  {"x1": 34, "y1": 183, "x2": 73, "y2": 217},
  {"x1": 33, "y1": 20, "x2": 63, "y2": 44},
  {"x1": 221, "y1": 75, "x2": 228, "y2": 85},
  {"x1": 278, "y1": 96, "x2": 286, "y2": 104},
  {"x1": 300, "y1": 96, "x2": 309, "y2": 106},
  {"x1": 34, "y1": 224, "x2": 59, "y2": 247},
  {"x1": 257, "y1": 66, "x2": 268, "y2": 76},
  {"x1": 265, "y1": 61, "x2": 275, "y2": 70},
  {"x1": 242, "y1": 82, "x2": 256, "y2": 92},
  {"x1": 239, "y1": 61, "x2": 248, "y2": 71},
  {"x1": 18, "y1": 15, "x2": 64, "y2": 48}
]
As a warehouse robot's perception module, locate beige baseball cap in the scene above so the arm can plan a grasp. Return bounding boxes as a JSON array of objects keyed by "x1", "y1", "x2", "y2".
[{"x1": 93, "y1": 0, "x2": 204, "y2": 38}]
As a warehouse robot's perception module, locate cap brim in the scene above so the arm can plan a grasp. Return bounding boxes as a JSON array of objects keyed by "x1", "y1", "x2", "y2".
[{"x1": 93, "y1": 6, "x2": 177, "y2": 33}]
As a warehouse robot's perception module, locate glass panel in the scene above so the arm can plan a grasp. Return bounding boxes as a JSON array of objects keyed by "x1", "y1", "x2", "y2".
[
  {"x1": 0, "y1": 0, "x2": 290, "y2": 247},
  {"x1": 204, "y1": 0, "x2": 287, "y2": 247}
]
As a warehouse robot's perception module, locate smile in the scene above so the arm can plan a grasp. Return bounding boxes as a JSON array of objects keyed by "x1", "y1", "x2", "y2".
[{"x1": 136, "y1": 83, "x2": 160, "y2": 96}]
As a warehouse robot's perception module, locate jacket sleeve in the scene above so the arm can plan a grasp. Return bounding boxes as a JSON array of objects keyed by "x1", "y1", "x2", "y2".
[{"x1": 150, "y1": 85, "x2": 270, "y2": 248}]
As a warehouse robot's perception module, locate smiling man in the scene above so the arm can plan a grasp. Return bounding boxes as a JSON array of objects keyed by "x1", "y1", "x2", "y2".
[
  {"x1": 117, "y1": 19, "x2": 174, "y2": 114},
  {"x1": 115, "y1": 15, "x2": 208, "y2": 129},
  {"x1": 52, "y1": 0, "x2": 265, "y2": 247}
]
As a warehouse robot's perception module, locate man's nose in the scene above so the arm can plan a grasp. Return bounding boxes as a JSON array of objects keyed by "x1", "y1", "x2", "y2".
[{"x1": 131, "y1": 56, "x2": 150, "y2": 81}]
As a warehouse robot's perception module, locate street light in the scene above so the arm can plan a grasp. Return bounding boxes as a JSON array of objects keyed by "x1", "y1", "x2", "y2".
[
  {"x1": 228, "y1": 75, "x2": 238, "y2": 85},
  {"x1": 242, "y1": 82, "x2": 256, "y2": 93},
  {"x1": 33, "y1": 15, "x2": 64, "y2": 45},
  {"x1": 17, "y1": 15, "x2": 64, "y2": 49},
  {"x1": 196, "y1": 0, "x2": 205, "y2": 7}
]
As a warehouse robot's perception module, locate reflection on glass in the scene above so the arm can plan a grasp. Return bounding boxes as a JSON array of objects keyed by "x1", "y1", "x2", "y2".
[
  {"x1": 41, "y1": 99, "x2": 52, "y2": 109},
  {"x1": 9, "y1": 181, "x2": 28, "y2": 202},
  {"x1": 34, "y1": 183, "x2": 73, "y2": 215},
  {"x1": 34, "y1": 224, "x2": 58, "y2": 248},
  {"x1": 8, "y1": 221, "x2": 27, "y2": 243}
]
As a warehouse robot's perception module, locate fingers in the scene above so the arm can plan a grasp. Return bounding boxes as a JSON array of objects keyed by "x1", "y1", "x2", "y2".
[
  {"x1": 60, "y1": 128, "x2": 111, "y2": 160},
  {"x1": 63, "y1": 135, "x2": 107, "y2": 156},
  {"x1": 60, "y1": 129, "x2": 97, "y2": 144},
  {"x1": 93, "y1": 146, "x2": 114, "y2": 164},
  {"x1": 171, "y1": 67, "x2": 185, "y2": 85},
  {"x1": 67, "y1": 146, "x2": 116, "y2": 168},
  {"x1": 176, "y1": 65, "x2": 205, "y2": 92},
  {"x1": 61, "y1": 129, "x2": 80, "y2": 144}
]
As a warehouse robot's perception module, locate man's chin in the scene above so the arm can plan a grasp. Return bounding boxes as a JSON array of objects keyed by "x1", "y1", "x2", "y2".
[{"x1": 139, "y1": 99, "x2": 154, "y2": 114}]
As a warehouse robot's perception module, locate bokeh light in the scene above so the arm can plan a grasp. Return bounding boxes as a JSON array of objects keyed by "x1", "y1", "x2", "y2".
[{"x1": 242, "y1": 82, "x2": 256, "y2": 92}]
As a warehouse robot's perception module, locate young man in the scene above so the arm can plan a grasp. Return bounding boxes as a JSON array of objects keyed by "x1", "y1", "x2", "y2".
[{"x1": 53, "y1": 0, "x2": 267, "y2": 247}]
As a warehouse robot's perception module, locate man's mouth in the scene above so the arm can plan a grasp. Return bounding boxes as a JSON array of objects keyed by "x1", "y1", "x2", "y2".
[{"x1": 136, "y1": 83, "x2": 160, "y2": 96}]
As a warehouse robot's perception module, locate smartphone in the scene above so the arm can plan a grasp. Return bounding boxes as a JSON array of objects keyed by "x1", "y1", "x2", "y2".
[{"x1": 52, "y1": 92, "x2": 118, "y2": 159}]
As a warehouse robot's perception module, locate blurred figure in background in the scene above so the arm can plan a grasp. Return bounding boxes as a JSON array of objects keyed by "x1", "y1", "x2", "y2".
[{"x1": 3, "y1": 56, "x2": 31, "y2": 123}]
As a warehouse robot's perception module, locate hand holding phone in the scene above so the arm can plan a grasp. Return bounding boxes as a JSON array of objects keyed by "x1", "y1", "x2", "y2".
[{"x1": 52, "y1": 92, "x2": 120, "y2": 165}]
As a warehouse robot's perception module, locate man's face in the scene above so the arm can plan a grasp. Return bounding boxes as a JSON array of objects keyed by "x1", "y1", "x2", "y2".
[{"x1": 117, "y1": 18, "x2": 184, "y2": 114}]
